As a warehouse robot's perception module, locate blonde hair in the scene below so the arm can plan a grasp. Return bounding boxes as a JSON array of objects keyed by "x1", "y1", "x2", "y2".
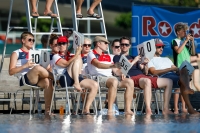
[{"x1": 84, "y1": 37, "x2": 92, "y2": 43}]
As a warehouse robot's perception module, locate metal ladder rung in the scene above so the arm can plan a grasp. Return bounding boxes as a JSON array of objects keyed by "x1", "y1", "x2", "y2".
[
  {"x1": 82, "y1": 33, "x2": 106, "y2": 36},
  {"x1": 9, "y1": 27, "x2": 28, "y2": 30},
  {"x1": 53, "y1": 27, "x2": 74, "y2": 30},
  {"x1": 76, "y1": 18, "x2": 103, "y2": 21},
  {"x1": 31, "y1": 32, "x2": 63, "y2": 35},
  {"x1": 30, "y1": 16, "x2": 59, "y2": 19}
]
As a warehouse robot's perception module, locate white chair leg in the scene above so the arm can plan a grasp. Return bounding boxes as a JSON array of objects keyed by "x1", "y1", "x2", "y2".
[
  {"x1": 82, "y1": 89, "x2": 88, "y2": 114},
  {"x1": 154, "y1": 90, "x2": 160, "y2": 114},
  {"x1": 75, "y1": 93, "x2": 81, "y2": 115},
  {"x1": 29, "y1": 88, "x2": 33, "y2": 120}
]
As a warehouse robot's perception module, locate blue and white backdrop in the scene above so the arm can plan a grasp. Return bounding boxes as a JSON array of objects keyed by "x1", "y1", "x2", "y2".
[{"x1": 131, "y1": 5, "x2": 200, "y2": 57}]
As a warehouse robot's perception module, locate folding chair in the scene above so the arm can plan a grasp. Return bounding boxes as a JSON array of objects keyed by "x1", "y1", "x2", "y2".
[
  {"x1": 95, "y1": 75, "x2": 137, "y2": 115},
  {"x1": 49, "y1": 68, "x2": 92, "y2": 115},
  {"x1": 14, "y1": 73, "x2": 41, "y2": 120}
]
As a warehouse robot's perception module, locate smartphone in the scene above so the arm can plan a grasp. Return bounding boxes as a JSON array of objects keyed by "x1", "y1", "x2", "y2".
[{"x1": 189, "y1": 30, "x2": 193, "y2": 36}]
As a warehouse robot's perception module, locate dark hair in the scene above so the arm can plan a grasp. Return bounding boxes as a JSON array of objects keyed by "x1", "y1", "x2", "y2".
[
  {"x1": 111, "y1": 39, "x2": 120, "y2": 46},
  {"x1": 119, "y1": 36, "x2": 131, "y2": 44},
  {"x1": 49, "y1": 34, "x2": 58, "y2": 45},
  {"x1": 41, "y1": 35, "x2": 49, "y2": 48},
  {"x1": 21, "y1": 31, "x2": 34, "y2": 40},
  {"x1": 65, "y1": 29, "x2": 73, "y2": 34},
  {"x1": 93, "y1": 41, "x2": 98, "y2": 48}
]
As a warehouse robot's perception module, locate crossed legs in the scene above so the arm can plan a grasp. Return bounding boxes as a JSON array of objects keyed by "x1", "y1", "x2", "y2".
[{"x1": 179, "y1": 68, "x2": 199, "y2": 114}]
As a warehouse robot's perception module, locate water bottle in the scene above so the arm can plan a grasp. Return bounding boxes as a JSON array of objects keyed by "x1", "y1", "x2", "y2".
[
  {"x1": 112, "y1": 104, "x2": 119, "y2": 115},
  {"x1": 38, "y1": 102, "x2": 42, "y2": 114},
  {"x1": 60, "y1": 105, "x2": 64, "y2": 115}
]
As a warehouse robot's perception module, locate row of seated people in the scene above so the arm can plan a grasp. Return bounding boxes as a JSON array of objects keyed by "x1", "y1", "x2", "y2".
[{"x1": 8, "y1": 31, "x2": 199, "y2": 116}]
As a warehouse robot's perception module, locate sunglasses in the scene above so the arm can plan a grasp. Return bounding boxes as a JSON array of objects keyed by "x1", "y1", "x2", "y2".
[
  {"x1": 120, "y1": 43, "x2": 130, "y2": 47},
  {"x1": 28, "y1": 38, "x2": 35, "y2": 43},
  {"x1": 114, "y1": 46, "x2": 120, "y2": 49},
  {"x1": 58, "y1": 42, "x2": 67, "y2": 46},
  {"x1": 156, "y1": 46, "x2": 165, "y2": 49},
  {"x1": 83, "y1": 44, "x2": 91, "y2": 47}
]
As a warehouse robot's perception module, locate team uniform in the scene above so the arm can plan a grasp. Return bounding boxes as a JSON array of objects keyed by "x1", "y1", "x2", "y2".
[
  {"x1": 81, "y1": 54, "x2": 88, "y2": 75},
  {"x1": 13, "y1": 49, "x2": 37, "y2": 86},
  {"x1": 87, "y1": 50, "x2": 116, "y2": 87},
  {"x1": 51, "y1": 53, "x2": 83, "y2": 87},
  {"x1": 148, "y1": 57, "x2": 179, "y2": 88},
  {"x1": 113, "y1": 55, "x2": 158, "y2": 88}
]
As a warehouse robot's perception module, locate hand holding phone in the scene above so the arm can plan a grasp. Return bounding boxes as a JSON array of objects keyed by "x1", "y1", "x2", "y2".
[{"x1": 189, "y1": 30, "x2": 193, "y2": 37}]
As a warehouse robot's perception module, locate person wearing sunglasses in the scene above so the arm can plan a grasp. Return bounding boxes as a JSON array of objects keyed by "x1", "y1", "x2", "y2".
[
  {"x1": 111, "y1": 39, "x2": 121, "y2": 56},
  {"x1": 50, "y1": 36, "x2": 98, "y2": 114},
  {"x1": 113, "y1": 36, "x2": 174, "y2": 115},
  {"x1": 9, "y1": 31, "x2": 54, "y2": 115},
  {"x1": 147, "y1": 38, "x2": 198, "y2": 115},
  {"x1": 81, "y1": 38, "x2": 92, "y2": 75},
  {"x1": 87, "y1": 36, "x2": 134, "y2": 115}
]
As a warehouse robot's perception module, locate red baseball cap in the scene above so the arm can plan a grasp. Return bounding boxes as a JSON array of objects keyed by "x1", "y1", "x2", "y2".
[
  {"x1": 155, "y1": 38, "x2": 165, "y2": 46},
  {"x1": 57, "y1": 36, "x2": 69, "y2": 43}
]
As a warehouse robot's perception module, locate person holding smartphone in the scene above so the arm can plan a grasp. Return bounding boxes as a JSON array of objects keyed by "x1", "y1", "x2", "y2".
[{"x1": 171, "y1": 23, "x2": 200, "y2": 92}]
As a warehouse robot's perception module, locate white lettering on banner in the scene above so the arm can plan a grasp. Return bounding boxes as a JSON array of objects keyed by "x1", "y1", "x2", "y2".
[
  {"x1": 73, "y1": 31, "x2": 84, "y2": 50},
  {"x1": 29, "y1": 50, "x2": 50, "y2": 68},
  {"x1": 137, "y1": 39, "x2": 156, "y2": 62},
  {"x1": 119, "y1": 55, "x2": 132, "y2": 76}
]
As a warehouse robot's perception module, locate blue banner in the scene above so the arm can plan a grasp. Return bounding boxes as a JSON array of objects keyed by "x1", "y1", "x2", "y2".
[{"x1": 132, "y1": 5, "x2": 200, "y2": 57}]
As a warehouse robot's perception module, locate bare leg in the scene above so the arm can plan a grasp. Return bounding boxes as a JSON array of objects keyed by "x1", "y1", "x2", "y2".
[
  {"x1": 27, "y1": 65, "x2": 53, "y2": 85},
  {"x1": 87, "y1": 0, "x2": 101, "y2": 14},
  {"x1": 192, "y1": 69, "x2": 200, "y2": 91},
  {"x1": 174, "y1": 89, "x2": 180, "y2": 114},
  {"x1": 179, "y1": 68, "x2": 194, "y2": 95},
  {"x1": 76, "y1": 0, "x2": 84, "y2": 14},
  {"x1": 119, "y1": 78, "x2": 134, "y2": 115},
  {"x1": 180, "y1": 95, "x2": 188, "y2": 113},
  {"x1": 30, "y1": 0, "x2": 39, "y2": 16},
  {"x1": 67, "y1": 56, "x2": 83, "y2": 91},
  {"x1": 44, "y1": 79, "x2": 53, "y2": 114},
  {"x1": 179, "y1": 68, "x2": 199, "y2": 114},
  {"x1": 139, "y1": 78, "x2": 152, "y2": 115},
  {"x1": 106, "y1": 78, "x2": 118, "y2": 115},
  {"x1": 80, "y1": 79, "x2": 98, "y2": 113},
  {"x1": 157, "y1": 78, "x2": 173, "y2": 115},
  {"x1": 44, "y1": 0, "x2": 58, "y2": 17}
]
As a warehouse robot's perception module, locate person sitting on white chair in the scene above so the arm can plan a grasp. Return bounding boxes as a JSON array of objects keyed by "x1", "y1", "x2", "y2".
[
  {"x1": 50, "y1": 35, "x2": 98, "y2": 114},
  {"x1": 9, "y1": 31, "x2": 54, "y2": 114}
]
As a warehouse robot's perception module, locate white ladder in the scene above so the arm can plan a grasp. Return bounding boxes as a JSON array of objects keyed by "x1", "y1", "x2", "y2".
[
  {"x1": 0, "y1": 0, "x2": 63, "y2": 73},
  {"x1": 71, "y1": 0, "x2": 107, "y2": 39}
]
